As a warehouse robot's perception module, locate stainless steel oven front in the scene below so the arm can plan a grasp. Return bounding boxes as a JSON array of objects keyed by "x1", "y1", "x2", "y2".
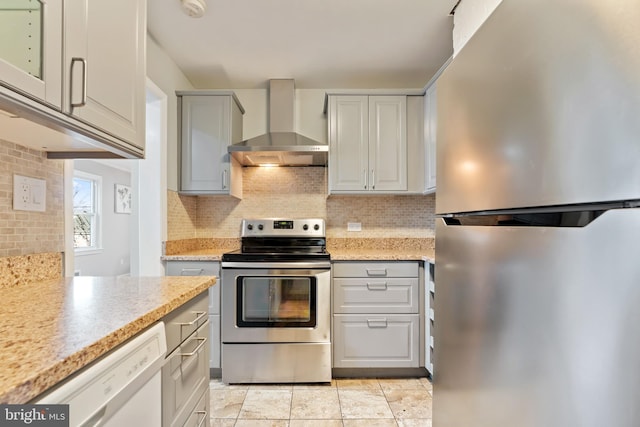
[{"x1": 221, "y1": 262, "x2": 331, "y2": 383}]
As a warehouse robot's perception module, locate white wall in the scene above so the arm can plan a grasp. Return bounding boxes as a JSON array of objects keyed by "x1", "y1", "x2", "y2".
[
  {"x1": 74, "y1": 160, "x2": 131, "y2": 276},
  {"x1": 453, "y1": 0, "x2": 503, "y2": 56},
  {"x1": 146, "y1": 35, "x2": 194, "y2": 191}
]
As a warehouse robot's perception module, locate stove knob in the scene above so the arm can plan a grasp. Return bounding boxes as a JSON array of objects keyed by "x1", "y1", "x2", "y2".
[
  {"x1": 314, "y1": 224, "x2": 320, "y2": 231},
  {"x1": 303, "y1": 224, "x2": 309, "y2": 231},
  {"x1": 247, "y1": 224, "x2": 253, "y2": 230},
  {"x1": 258, "y1": 224, "x2": 264, "y2": 230}
]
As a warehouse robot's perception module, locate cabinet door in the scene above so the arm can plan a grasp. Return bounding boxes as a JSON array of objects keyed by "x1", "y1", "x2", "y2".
[
  {"x1": 333, "y1": 314, "x2": 420, "y2": 368},
  {"x1": 64, "y1": 0, "x2": 146, "y2": 150},
  {"x1": 369, "y1": 96, "x2": 407, "y2": 191},
  {"x1": 329, "y1": 95, "x2": 369, "y2": 191},
  {"x1": 180, "y1": 96, "x2": 231, "y2": 193},
  {"x1": 0, "y1": 1, "x2": 62, "y2": 107},
  {"x1": 424, "y1": 85, "x2": 437, "y2": 193}
]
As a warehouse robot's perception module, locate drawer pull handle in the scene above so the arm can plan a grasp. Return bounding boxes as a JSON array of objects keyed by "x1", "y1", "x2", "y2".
[
  {"x1": 367, "y1": 318, "x2": 388, "y2": 328},
  {"x1": 195, "y1": 410, "x2": 208, "y2": 427},
  {"x1": 178, "y1": 311, "x2": 207, "y2": 326},
  {"x1": 366, "y1": 268, "x2": 387, "y2": 276},
  {"x1": 180, "y1": 268, "x2": 205, "y2": 276},
  {"x1": 179, "y1": 337, "x2": 207, "y2": 357},
  {"x1": 367, "y1": 282, "x2": 388, "y2": 290}
]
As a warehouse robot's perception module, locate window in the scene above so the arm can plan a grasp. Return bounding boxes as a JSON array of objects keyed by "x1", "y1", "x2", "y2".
[{"x1": 73, "y1": 172, "x2": 101, "y2": 251}]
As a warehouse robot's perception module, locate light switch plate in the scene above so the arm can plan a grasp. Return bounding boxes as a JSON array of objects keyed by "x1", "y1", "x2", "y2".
[
  {"x1": 13, "y1": 174, "x2": 46, "y2": 212},
  {"x1": 347, "y1": 222, "x2": 362, "y2": 232}
]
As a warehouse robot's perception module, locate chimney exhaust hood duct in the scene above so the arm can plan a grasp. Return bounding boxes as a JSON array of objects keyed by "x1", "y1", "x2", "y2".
[{"x1": 228, "y1": 79, "x2": 328, "y2": 166}]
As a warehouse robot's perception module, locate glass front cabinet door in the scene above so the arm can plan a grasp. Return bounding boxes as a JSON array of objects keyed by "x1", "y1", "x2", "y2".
[{"x1": 0, "y1": 0, "x2": 62, "y2": 108}]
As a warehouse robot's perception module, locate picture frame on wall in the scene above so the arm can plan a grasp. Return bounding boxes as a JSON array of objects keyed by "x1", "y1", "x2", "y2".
[{"x1": 114, "y1": 184, "x2": 132, "y2": 214}]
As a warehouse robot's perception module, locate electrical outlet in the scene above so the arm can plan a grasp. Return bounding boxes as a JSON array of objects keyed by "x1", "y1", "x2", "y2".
[
  {"x1": 347, "y1": 222, "x2": 362, "y2": 232},
  {"x1": 13, "y1": 174, "x2": 46, "y2": 212}
]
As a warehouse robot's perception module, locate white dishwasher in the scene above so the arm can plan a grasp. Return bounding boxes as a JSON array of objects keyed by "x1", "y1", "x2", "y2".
[{"x1": 37, "y1": 322, "x2": 167, "y2": 426}]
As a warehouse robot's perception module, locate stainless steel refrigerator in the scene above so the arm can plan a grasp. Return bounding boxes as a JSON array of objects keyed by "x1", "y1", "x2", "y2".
[{"x1": 434, "y1": 1, "x2": 640, "y2": 426}]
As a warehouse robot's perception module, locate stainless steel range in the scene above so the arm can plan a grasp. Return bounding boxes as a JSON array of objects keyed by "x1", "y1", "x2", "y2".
[{"x1": 221, "y1": 218, "x2": 331, "y2": 383}]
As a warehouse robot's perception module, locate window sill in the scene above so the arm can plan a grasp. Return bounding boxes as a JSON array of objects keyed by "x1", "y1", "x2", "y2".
[{"x1": 74, "y1": 248, "x2": 104, "y2": 256}]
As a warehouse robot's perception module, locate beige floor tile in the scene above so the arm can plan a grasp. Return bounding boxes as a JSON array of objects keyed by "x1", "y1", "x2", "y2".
[
  {"x1": 293, "y1": 380, "x2": 337, "y2": 389},
  {"x1": 210, "y1": 419, "x2": 238, "y2": 427},
  {"x1": 289, "y1": 420, "x2": 343, "y2": 427},
  {"x1": 239, "y1": 389, "x2": 293, "y2": 419},
  {"x1": 338, "y1": 389, "x2": 394, "y2": 419},
  {"x1": 378, "y1": 378, "x2": 426, "y2": 391},
  {"x1": 384, "y1": 389, "x2": 433, "y2": 419},
  {"x1": 336, "y1": 378, "x2": 382, "y2": 390},
  {"x1": 234, "y1": 420, "x2": 289, "y2": 427},
  {"x1": 210, "y1": 388, "x2": 247, "y2": 418},
  {"x1": 396, "y1": 419, "x2": 432, "y2": 427},
  {"x1": 342, "y1": 419, "x2": 398, "y2": 427},
  {"x1": 210, "y1": 378, "x2": 249, "y2": 390},
  {"x1": 290, "y1": 389, "x2": 341, "y2": 419},
  {"x1": 418, "y1": 377, "x2": 433, "y2": 392},
  {"x1": 249, "y1": 384, "x2": 294, "y2": 391}
]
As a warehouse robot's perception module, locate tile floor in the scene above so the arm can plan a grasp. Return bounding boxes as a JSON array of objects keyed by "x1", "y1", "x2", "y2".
[{"x1": 209, "y1": 377, "x2": 433, "y2": 426}]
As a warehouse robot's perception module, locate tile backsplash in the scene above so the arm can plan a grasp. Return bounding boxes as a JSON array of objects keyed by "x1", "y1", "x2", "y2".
[
  {"x1": 167, "y1": 167, "x2": 435, "y2": 240},
  {"x1": 0, "y1": 140, "x2": 64, "y2": 257}
]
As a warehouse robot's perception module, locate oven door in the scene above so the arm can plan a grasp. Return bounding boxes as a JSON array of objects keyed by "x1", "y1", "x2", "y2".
[{"x1": 221, "y1": 266, "x2": 330, "y2": 343}]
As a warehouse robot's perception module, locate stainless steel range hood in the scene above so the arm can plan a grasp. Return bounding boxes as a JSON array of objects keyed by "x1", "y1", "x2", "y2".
[{"x1": 228, "y1": 79, "x2": 328, "y2": 166}]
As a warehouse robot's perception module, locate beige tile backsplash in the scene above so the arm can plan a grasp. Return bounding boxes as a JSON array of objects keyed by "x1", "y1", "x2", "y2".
[
  {"x1": 0, "y1": 140, "x2": 64, "y2": 257},
  {"x1": 168, "y1": 167, "x2": 435, "y2": 240}
]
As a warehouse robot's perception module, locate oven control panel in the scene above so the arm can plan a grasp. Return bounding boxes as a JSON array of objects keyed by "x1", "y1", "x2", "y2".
[{"x1": 241, "y1": 218, "x2": 325, "y2": 237}]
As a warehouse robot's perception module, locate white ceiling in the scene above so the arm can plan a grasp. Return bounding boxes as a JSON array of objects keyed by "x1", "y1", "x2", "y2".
[{"x1": 147, "y1": 0, "x2": 457, "y2": 90}]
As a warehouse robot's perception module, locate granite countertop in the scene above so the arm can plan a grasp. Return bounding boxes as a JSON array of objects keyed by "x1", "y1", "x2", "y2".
[
  {"x1": 329, "y1": 247, "x2": 435, "y2": 263},
  {"x1": 162, "y1": 248, "x2": 231, "y2": 261},
  {"x1": 161, "y1": 238, "x2": 436, "y2": 263},
  {"x1": 0, "y1": 275, "x2": 215, "y2": 404}
]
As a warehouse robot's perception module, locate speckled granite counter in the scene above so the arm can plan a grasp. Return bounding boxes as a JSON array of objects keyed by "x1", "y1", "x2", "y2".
[
  {"x1": 162, "y1": 238, "x2": 239, "y2": 261},
  {"x1": 161, "y1": 237, "x2": 436, "y2": 263},
  {"x1": 328, "y1": 238, "x2": 435, "y2": 263},
  {"x1": 0, "y1": 275, "x2": 215, "y2": 404}
]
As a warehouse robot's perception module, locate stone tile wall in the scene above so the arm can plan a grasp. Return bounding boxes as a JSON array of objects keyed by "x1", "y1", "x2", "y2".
[
  {"x1": 167, "y1": 167, "x2": 436, "y2": 239},
  {"x1": 0, "y1": 140, "x2": 64, "y2": 257}
]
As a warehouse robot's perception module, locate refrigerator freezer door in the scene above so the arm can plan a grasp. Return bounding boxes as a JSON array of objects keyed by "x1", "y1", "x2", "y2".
[
  {"x1": 434, "y1": 208, "x2": 640, "y2": 427},
  {"x1": 436, "y1": 0, "x2": 640, "y2": 215}
]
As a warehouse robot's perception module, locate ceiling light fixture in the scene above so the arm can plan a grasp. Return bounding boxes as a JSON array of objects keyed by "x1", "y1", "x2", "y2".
[{"x1": 181, "y1": 0, "x2": 206, "y2": 18}]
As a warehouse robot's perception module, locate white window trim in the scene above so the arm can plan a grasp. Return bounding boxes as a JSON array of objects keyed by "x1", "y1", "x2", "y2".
[{"x1": 73, "y1": 170, "x2": 103, "y2": 254}]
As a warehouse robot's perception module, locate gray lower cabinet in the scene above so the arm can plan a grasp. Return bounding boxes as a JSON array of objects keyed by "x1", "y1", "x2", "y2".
[
  {"x1": 332, "y1": 261, "x2": 420, "y2": 368},
  {"x1": 165, "y1": 261, "x2": 221, "y2": 371},
  {"x1": 162, "y1": 292, "x2": 210, "y2": 427}
]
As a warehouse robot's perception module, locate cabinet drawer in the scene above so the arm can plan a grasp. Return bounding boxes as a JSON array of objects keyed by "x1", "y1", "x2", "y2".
[
  {"x1": 333, "y1": 314, "x2": 419, "y2": 368},
  {"x1": 333, "y1": 278, "x2": 419, "y2": 314},
  {"x1": 181, "y1": 387, "x2": 209, "y2": 427},
  {"x1": 166, "y1": 261, "x2": 220, "y2": 314},
  {"x1": 163, "y1": 321, "x2": 210, "y2": 427},
  {"x1": 163, "y1": 292, "x2": 209, "y2": 354},
  {"x1": 165, "y1": 260, "x2": 220, "y2": 277},
  {"x1": 332, "y1": 262, "x2": 419, "y2": 278}
]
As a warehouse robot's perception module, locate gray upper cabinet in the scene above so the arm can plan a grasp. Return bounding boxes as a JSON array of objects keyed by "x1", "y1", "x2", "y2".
[
  {"x1": 327, "y1": 93, "x2": 426, "y2": 194},
  {"x1": 177, "y1": 91, "x2": 244, "y2": 197},
  {"x1": 64, "y1": 0, "x2": 147, "y2": 151},
  {"x1": 0, "y1": 0, "x2": 147, "y2": 158},
  {"x1": 328, "y1": 95, "x2": 408, "y2": 193},
  {"x1": 424, "y1": 84, "x2": 437, "y2": 193},
  {"x1": 0, "y1": 1, "x2": 62, "y2": 108}
]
